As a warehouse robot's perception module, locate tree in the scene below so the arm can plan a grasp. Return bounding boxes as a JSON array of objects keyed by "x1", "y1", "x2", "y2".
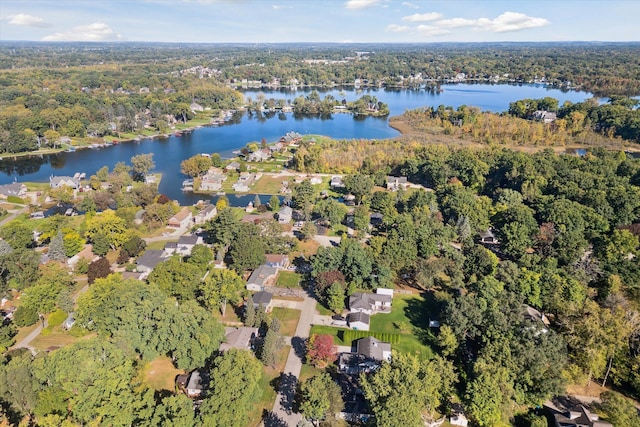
[
  {"x1": 204, "y1": 207, "x2": 239, "y2": 249},
  {"x1": 0, "y1": 221, "x2": 32, "y2": 249},
  {"x1": 187, "y1": 244, "x2": 213, "y2": 268},
  {"x1": 62, "y1": 230, "x2": 84, "y2": 257},
  {"x1": 269, "y1": 194, "x2": 280, "y2": 211},
  {"x1": 91, "y1": 232, "x2": 110, "y2": 257},
  {"x1": 13, "y1": 305, "x2": 39, "y2": 326},
  {"x1": 85, "y1": 210, "x2": 129, "y2": 250},
  {"x1": 259, "y1": 317, "x2": 284, "y2": 367},
  {"x1": 148, "y1": 256, "x2": 203, "y2": 301},
  {"x1": 199, "y1": 269, "x2": 244, "y2": 315},
  {"x1": 229, "y1": 226, "x2": 266, "y2": 273},
  {"x1": 596, "y1": 391, "x2": 640, "y2": 427},
  {"x1": 325, "y1": 282, "x2": 345, "y2": 314},
  {"x1": 47, "y1": 231, "x2": 67, "y2": 262},
  {"x1": 0, "y1": 322, "x2": 16, "y2": 353},
  {"x1": 313, "y1": 198, "x2": 347, "y2": 228},
  {"x1": 131, "y1": 153, "x2": 155, "y2": 180},
  {"x1": 299, "y1": 373, "x2": 344, "y2": 425},
  {"x1": 360, "y1": 353, "x2": 456, "y2": 426},
  {"x1": 199, "y1": 349, "x2": 262, "y2": 427},
  {"x1": 180, "y1": 154, "x2": 212, "y2": 177},
  {"x1": 292, "y1": 179, "x2": 315, "y2": 210},
  {"x1": 87, "y1": 257, "x2": 111, "y2": 284},
  {"x1": 343, "y1": 174, "x2": 374, "y2": 205},
  {"x1": 244, "y1": 295, "x2": 256, "y2": 327},
  {"x1": 121, "y1": 235, "x2": 146, "y2": 257},
  {"x1": 306, "y1": 334, "x2": 336, "y2": 368},
  {"x1": 299, "y1": 221, "x2": 317, "y2": 241}
]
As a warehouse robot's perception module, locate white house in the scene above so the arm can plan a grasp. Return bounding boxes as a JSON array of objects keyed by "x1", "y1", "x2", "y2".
[
  {"x1": 349, "y1": 290, "x2": 393, "y2": 315},
  {"x1": 278, "y1": 206, "x2": 293, "y2": 224},
  {"x1": 348, "y1": 312, "x2": 370, "y2": 331},
  {"x1": 246, "y1": 265, "x2": 279, "y2": 291},
  {"x1": 195, "y1": 204, "x2": 217, "y2": 224},
  {"x1": 167, "y1": 207, "x2": 193, "y2": 228}
]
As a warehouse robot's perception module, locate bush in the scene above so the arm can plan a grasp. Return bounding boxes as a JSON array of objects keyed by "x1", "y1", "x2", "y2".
[
  {"x1": 75, "y1": 257, "x2": 89, "y2": 274},
  {"x1": 14, "y1": 306, "x2": 39, "y2": 327},
  {"x1": 48, "y1": 309, "x2": 68, "y2": 327},
  {"x1": 342, "y1": 329, "x2": 400, "y2": 344}
]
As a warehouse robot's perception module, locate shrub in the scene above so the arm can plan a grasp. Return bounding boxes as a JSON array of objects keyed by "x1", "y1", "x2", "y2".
[
  {"x1": 48, "y1": 309, "x2": 68, "y2": 327},
  {"x1": 14, "y1": 306, "x2": 39, "y2": 327},
  {"x1": 88, "y1": 257, "x2": 111, "y2": 284},
  {"x1": 75, "y1": 257, "x2": 89, "y2": 274}
]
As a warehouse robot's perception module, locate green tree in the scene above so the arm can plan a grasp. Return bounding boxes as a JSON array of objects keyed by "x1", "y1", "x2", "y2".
[
  {"x1": 199, "y1": 268, "x2": 244, "y2": 315},
  {"x1": 269, "y1": 194, "x2": 280, "y2": 211},
  {"x1": 299, "y1": 373, "x2": 344, "y2": 424},
  {"x1": 343, "y1": 174, "x2": 374, "y2": 205},
  {"x1": 87, "y1": 257, "x2": 111, "y2": 284},
  {"x1": 259, "y1": 317, "x2": 283, "y2": 367},
  {"x1": 292, "y1": 179, "x2": 315, "y2": 210},
  {"x1": 596, "y1": 391, "x2": 640, "y2": 427},
  {"x1": 187, "y1": 244, "x2": 213, "y2": 268},
  {"x1": 325, "y1": 282, "x2": 345, "y2": 314},
  {"x1": 13, "y1": 305, "x2": 39, "y2": 326},
  {"x1": 85, "y1": 210, "x2": 129, "y2": 250},
  {"x1": 148, "y1": 256, "x2": 203, "y2": 301},
  {"x1": 0, "y1": 221, "x2": 32, "y2": 249},
  {"x1": 313, "y1": 198, "x2": 347, "y2": 228},
  {"x1": 299, "y1": 221, "x2": 318, "y2": 241},
  {"x1": 244, "y1": 295, "x2": 256, "y2": 327},
  {"x1": 131, "y1": 153, "x2": 155, "y2": 180},
  {"x1": 229, "y1": 224, "x2": 266, "y2": 273},
  {"x1": 62, "y1": 230, "x2": 84, "y2": 257},
  {"x1": 199, "y1": 349, "x2": 262, "y2": 427},
  {"x1": 360, "y1": 353, "x2": 456, "y2": 426}
]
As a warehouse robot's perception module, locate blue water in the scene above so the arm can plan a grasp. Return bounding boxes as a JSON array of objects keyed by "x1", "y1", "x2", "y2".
[{"x1": 0, "y1": 84, "x2": 593, "y2": 205}]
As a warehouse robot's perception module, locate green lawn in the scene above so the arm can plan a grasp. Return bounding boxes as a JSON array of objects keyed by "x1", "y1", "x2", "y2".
[
  {"x1": 275, "y1": 271, "x2": 301, "y2": 288},
  {"x1": 299, "y1": 363, "x2": 324, "y2": 383},
  {"x1": 246, "y1": 345, "x2": 290, "y2": 427},
  {"x1": 309, "y1": 325, "x2": 350, "y2": 346},
  {"x1": 271, "y1": 307, "x2": 301, "y2": 337}
]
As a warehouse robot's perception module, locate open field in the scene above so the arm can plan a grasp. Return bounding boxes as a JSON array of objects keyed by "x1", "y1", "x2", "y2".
[
  {"x1": 142, "y1": 356, "x2": 185, "y2": 392},
  {"x1": 275, "y1": 271, "x2": 301, "y2": 289}
]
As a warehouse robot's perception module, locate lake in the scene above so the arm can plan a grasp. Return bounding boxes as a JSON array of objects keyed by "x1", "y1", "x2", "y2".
[{"x1": 0, "y1": 84, "x2": 593, "y2": 205}]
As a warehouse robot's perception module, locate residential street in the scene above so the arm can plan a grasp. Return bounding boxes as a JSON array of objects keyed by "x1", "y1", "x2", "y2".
[{"x1": 268, "y1": 292, "x2": 318, "y2": 426}]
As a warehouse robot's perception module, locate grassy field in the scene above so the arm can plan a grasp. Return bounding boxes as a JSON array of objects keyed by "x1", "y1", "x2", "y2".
[
  {"x1": 275, "y1": 271, "x2": 301, "y2": 288},
  {"x1": 271, "y1": 307, "x2": 301, "y2": 337},
  {"x1": 247, "y1": 345, "x2": 290, "y2": 427},
  {"x1": 249, "y1": 175, "x2": 287, "y2": 195},
  {"x1": 309, "y1": 325, "x2": 350, "y2": 346},
  {"x1": 299, "y1": 363, "x2": 323, "y2": 383},
  {"x1": 289, "y1": 239, "x2": 320, "y2": 259},
  {"x1": 142, "y1": 356, "x2": 185, "y2": 392}
]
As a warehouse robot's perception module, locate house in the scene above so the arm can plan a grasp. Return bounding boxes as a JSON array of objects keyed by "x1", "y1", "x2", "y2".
[
  {"x1": 219, "y1": 326, "x2": 259, "y2": 352},
  {"x1": 225, "y1": 161, "x2": 241, "y2": 172},
  {"x1": 309, "y1": 176, "x2": 322, "y2": 185},
  {"x1": 168, "y1": 207, "x2": 193, "y2": 228},
  {"x1": 175, "y1": 234, "x2": 203, "y2": 256},
  {"x1": 348, "y1": 312, "x2": 370, "y2": 331},
  {"x1": 199, "y1": 173, "x2": 226, "y2": 192},
  {"x1": 136, "y1": 250, "x2": 167, "y2": 273},
  {"x1": 163, "y1": 241, "x2": 178, "y2": 255},
  {"x1": 532, "y1": 110, "x2": 557, "y2": 124},
  {"x1": 0, "y1": 182, "x2": 27, "y2": 199},
  {"x1": 183, "y1": 370, "x2": 209, "y2": 399},
  {"x1": 190, "y1": 102, "x2": 204, "y2": 113},
  {"x1": 386, "y1": 176, "x2": 408, "y2": 191},
  {"x1": 553, "y1": 405, "x2": 612, "y2": 427},
  {"x1": 356, "y1": 337, "x2": 391, "y2": 362},
  {"x1": 49, "y1": 175, "x2": 81, "y2": 189},
  {"x1": 246, "y1": 265, "x2": 279, "y2": 291},
  {"x1": 330, "y1": 176, "x2": 345, "y2": 188},
  {"x1": 144, "y1": 174, "x2": 157, "y2": 184},
  {"x1": 277, "y1": 206, "x2": 293, "y2": 224},
  {"x1": 252, "y1": 291, "x2": 273, "y2": 311},
  {"x1": 349, "y1": 290, "x2": 393, "y2": 315},
  {"x1": 478, "y1": 229, "x2": 499, "y2": 245},
  {"x1": 248, "y1": 150, "x2": 271, "y2": 162},
  {"x1": 524, "y1": 304, "x2": 550, "y2": 335},
  {"x1": 450, "y1": 404, "x2": 469, "y2": 427},
  {"x1": 195, "y1": 204, "x2": 217, "y2": 224},
  {"x1": 232, "y1": 173, "x2": 255, "y2": 192},
  {"x1": 62, "y1": 313, "x2": 75, "y2": 330},
  {"x1": 264, "y1": 254, "x2": 290, "y2": 269}
]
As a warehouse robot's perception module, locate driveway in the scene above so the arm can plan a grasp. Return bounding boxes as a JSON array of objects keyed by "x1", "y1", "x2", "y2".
[{"x1": 269, "y1": 293, "x2": 318, "y2": 426}]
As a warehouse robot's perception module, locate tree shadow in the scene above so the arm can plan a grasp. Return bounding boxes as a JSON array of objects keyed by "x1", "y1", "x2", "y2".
[
  {"x1": 291, "y1": 336, "x2": 307, "y2": 359},
  {"x1": 277, "y1": 372, "x2": 298, "y2": 415},
  {"x1": 262, "y1": 410, "x2": 289, "y2": 427},
  {"x1": 404, "y1": 291, "x2": 444, "y2": 347}
]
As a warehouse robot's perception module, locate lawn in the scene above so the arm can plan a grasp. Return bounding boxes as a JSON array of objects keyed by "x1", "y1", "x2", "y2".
[
  {"x1": 250, "y1": 175, "x2": 287, "y2": 195},
  {"x1": 271, "y1": 307, "x2": 301, "y2": 337},
  {"x1": 309, "y1": 325, "x2": 350, "y2": 346},
  {"x1": 31, "y1": 327, "x2": 94, "y2": 351},
  {"x1": 299, "y1": 363, "x2": 323, "y2": 383},
  {"x1": 275, "y1": 271, "x2": 301, "y2": 288},
  {"x1": 146, "y1": 240, "x2": 173, "y2": 250},
  {"x1": 246, "y1": 345, "x2": 290, "y2": 427},
  {"x1": 289, "y1": 238, "x2": 320, "y2": 258},
  {"x1": 142, "y1": 356, "x2": 185, "y2": 392}
]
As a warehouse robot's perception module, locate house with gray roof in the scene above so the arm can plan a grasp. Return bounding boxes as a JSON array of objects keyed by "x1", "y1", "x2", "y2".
[
  {"x1": 0, "y1": 182, "x2": 27, "y2": 199},
  {"x1": 386, "y1": 176, "x2": 408, "y2": 191},
  {"x1": 252, "y1": 291, "x2": 273, "y2": 311},
  {"x1": 219, "y1": 326, "x2": 259, "y2": 352},
  {"x1": 175, "y1": 234, "x2": 203, "y2": 256},
  {"x1": 552, "y1": 405, "x2": 612, "y2": 427},
  {"x1": 349, "y1": 290, "x2": 392, "y2": 315},
  {"x1": 347, "y1": 311, "x2": 370, "y2": 331},
  {"x1": 195, "y1": 204, "x2": 217, "y2": 224},
  {"x1": 246, "y1": 265, "x2": 279, "y2": 291},
  {"x1": 356, "y1": 337, "x2": 391, "y2": 362},
  {"x1": 136, "y1": 250, "x2": 167, "y2": 273},
  {"x1": 277, "y1": 205, "x2": 293, "y2": 224},
  {"x1": 50, "y1": 175, "x2": 81, "y2": 189}
]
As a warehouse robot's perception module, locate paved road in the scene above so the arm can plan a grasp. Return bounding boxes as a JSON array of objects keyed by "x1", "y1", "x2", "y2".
[
  {"x1": 269, "y1": 293, "x2": 318, "y2": 426},
  {"x1": 0, "y1": 206, "x2": 29, "y2": 227}
]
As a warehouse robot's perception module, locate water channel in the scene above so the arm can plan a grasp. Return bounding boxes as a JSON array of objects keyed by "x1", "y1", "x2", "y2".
[{"x1": 0, "y1": 84, "x2": 593, "y2": 205}]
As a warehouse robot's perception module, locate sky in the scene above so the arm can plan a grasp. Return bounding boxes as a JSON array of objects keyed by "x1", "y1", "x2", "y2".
[{"x1": 0, "y1": 0, "x2": 638, "y2": 44}]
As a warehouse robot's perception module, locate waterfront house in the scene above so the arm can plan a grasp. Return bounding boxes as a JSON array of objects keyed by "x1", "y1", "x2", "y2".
[
  {"x1": 168, "y1": 207, "x2": 193, "y2": 228},
  {"x1": 195, "y1": 204, "x2": 217, "y2": 224},
  {"x1": 50, "y1": 175, "x2": 81, "y2": 190},
  {"x1": 0, "y1": 182, "x2": 27, "y2": 199},
  {"x1": 277, "y1": 206, "x2": 293, "y2": 224}
]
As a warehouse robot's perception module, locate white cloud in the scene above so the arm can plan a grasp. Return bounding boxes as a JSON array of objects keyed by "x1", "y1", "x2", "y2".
[
  {"x1": 345, "y1": 0, "x2": 380, "y2": 10},
  {"x1": 43, "y1": 22, "x2": 123, "y2": 42},
  {"x1": 385, "y1": 24, "x2": 411, "y2": 33},
  {"x1": 401, "y1": 2, "x2": 420, "y2": 9},
  {"x1": 433, "y1": 17, "x2": 477, "y2": 28},
  {"x1": 416, "y1": 25, "x2": 450, "y2": 36},
  {"x1": 272, "y1": 4, "x2": 291, "y2": 9},
  {"x1": 7, "y1": 13, "x2": 51, "y2": 28},
  {"x1": 402, "y1": 12, "x2": 443, "y2": 22},
  {"x1": 477, "y1": 11, "x2": 550, "y2": 33}
]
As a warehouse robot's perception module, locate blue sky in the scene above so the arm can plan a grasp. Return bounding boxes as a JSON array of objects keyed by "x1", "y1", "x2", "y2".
[{"x1": 0, "y1": 0, "x2": 638, "y2": 43}]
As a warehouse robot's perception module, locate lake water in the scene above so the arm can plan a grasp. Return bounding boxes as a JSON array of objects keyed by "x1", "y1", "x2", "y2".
[{"x1": 0, "y1": 84, "x2": 593, "y2": 205}]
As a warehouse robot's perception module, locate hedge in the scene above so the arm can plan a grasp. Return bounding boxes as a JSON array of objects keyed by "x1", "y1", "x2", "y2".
[
  {"x1": 341, "y1": 329, "x2": 400, "y2": 344},
  {"x1": 6, "y1": 196, "x2": 24, "y2": 204}
]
